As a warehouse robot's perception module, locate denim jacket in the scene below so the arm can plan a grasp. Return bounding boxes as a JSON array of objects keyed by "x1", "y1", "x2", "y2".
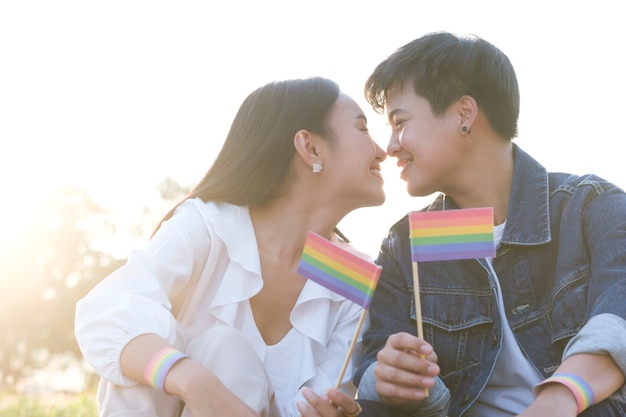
[{"x1": 355, "y1": 144, "x2": 626, "y2": 416}]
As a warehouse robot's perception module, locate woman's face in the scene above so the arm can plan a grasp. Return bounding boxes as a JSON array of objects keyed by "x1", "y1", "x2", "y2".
[{"x1": 321, "y1": 92, "x2": 386, "y2": 209}]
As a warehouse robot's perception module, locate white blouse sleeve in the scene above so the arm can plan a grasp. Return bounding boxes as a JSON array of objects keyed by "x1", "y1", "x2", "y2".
[{"x1": 74, "y1": 204, "x2": 211, "y2": 387}]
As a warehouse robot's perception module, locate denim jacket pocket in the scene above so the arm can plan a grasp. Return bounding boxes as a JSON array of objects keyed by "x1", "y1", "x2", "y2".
[{"x1": 410, "y1": 286, "x2": 495, "y2": 381}]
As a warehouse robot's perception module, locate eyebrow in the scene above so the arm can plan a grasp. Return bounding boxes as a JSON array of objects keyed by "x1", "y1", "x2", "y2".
[
  {"x1": 386, "y1": 108, "x2": 410, "y2": 126},
  {"x1": 387, "y1": 108, "x2": 405, "y2": 119}
]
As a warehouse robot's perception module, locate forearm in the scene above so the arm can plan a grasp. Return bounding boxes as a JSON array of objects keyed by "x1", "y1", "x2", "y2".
[
  {"x1": 120, "y1": 333, "x2": 172, "y2": 385},
  {"x1": 549, "y1": 353, "x2": 624, "y2": 406},
  {"x1": 528, "y1": 353, "x2": 625, "y2": 417},
  {"x1": 119, "y1": 333, "x2": 227, "y2": 405},
  {"x1": 525, "y1": 314, "x2": 626, "y2": 416},
  {"x1": 556, "y1": 314, "x2": 626, "y2": 404},
  {"x1": 120, "y1": 334, "x2": 208, "y2": 395}
]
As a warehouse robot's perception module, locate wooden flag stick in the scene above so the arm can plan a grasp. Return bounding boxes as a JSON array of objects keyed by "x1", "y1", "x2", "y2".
[
  {"x1": 335, "y1": 309, "x2": 368, "y2": 389},
  {"x1": 412, "y1": 261, "x2": 429, "y2": 397}
]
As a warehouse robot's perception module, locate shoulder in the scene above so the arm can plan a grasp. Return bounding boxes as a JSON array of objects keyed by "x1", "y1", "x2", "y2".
[
  {"x1": 549, "y1": 172, "x2": 626, "y2": 198},
  {"x1": 156, "y1": 199, "x2": 254, "y2": 255},
  {"x1": 176, "y1": 198, "x2": 247, "y2": 221}
]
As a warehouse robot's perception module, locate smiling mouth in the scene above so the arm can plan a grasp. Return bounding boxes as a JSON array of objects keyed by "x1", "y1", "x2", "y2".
[{"x1": 398, "y1": 158, "x2": 412, "y2": 169}]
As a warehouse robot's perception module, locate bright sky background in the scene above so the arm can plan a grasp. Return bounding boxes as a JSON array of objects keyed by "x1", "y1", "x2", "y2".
[{"x1": 1, "y1": 1, "x2": 625, "y2": 259}]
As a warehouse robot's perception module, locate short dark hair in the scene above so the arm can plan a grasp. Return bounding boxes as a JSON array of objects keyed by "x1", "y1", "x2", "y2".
[{"x1": 365, "y1": 31, "x2": 520, "y2": 140}]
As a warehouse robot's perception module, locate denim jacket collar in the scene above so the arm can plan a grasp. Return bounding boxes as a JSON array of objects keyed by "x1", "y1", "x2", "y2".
[
  {"x1": 430, "y1": 143, "x2": 551, "y2": 246},
  {"x1": 503, "y1": 144, "x2": 551, "y2": 245}
]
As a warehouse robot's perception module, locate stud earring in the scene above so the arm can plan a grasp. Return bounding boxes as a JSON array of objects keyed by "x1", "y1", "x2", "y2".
[
  {"x1": 312, "y1": 162, "x2": 322, "y2": 173},
  {"x1": 462, "y1": 126, "x2": 471, "y2": 134}
]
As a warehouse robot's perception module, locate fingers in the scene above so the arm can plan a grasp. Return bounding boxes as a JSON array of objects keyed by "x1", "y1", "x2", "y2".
[
  {"x1": 375, "y1": 359, "x2": 436, "y2": 397},
  {"x1": 327, "y1": 389, "x2": 361, "y2": 416},
  {"x1": 298, "y1": 387, "x2": 361, "y2": 417},
  {"x1": 377, "y1": 333, "x2": 438, "y2": 375},
  {"x1": 374, "y1": 332, "x2": 440, "y2": 404},
  {"x1": 387, "y1": 332, "x2": 434, "y2": 358},
  {"x1": 297, "y1": 388, "x2": 334, "y2": 416}
]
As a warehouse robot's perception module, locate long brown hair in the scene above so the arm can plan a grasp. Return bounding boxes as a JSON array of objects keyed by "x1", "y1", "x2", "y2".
[{"x1": 152, "y1": 77, "x2": 340, "y2": 237}]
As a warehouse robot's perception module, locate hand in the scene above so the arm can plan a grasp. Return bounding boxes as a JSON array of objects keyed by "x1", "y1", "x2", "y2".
[
  {"x1": 374, "y1": 332, "x2": 440, "y2": 411},
  {"x1": 297, "y1": 387, "x2": 362, "y2": 417}
]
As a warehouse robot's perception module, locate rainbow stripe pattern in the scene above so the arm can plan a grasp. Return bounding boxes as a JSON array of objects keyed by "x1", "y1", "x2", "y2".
[
  {"x1": 409, "y1": 207, "x2": 495, "y2": 262},
  {"x1": 539, "y1": 373, "x2": 595, "y2": 414},
  {"x1": 297, "y1": 231, "x2": 381, "y2": 309},
  {"x1": 143, "y1": 346, "x2": 187, "y2": 391}
]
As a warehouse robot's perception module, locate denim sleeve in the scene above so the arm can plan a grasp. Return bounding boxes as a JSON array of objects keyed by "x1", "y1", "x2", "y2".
[
  {"x1": 582, "y1": 181, "x2": 626, "y2": 320},
  {"x1": 357, "y1": 361, "x2": 450, "y2": 417}
]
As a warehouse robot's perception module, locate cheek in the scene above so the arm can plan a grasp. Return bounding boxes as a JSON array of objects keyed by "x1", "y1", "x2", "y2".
[
  {"x1": 398, "y1": 128, "x2": 417, "y2": 150},
  {"x1": 400, "y1": 119, "x2": 447, "y2": 151}
]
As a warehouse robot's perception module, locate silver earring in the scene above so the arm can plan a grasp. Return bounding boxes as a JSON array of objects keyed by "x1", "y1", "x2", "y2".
[{"x1": 312, "y1": 162, "x2": 322, "y2": 173}]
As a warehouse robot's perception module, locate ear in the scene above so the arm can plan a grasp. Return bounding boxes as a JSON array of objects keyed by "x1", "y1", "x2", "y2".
[
  {"x1": 458, "y1": 95, "x2": 478, "y2": 132},
  {"x1": 293, "y1": 129, "x2": 323, "y2": 168}
]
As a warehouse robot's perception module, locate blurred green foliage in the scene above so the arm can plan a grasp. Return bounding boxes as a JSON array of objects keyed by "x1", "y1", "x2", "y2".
[
  {"x1": 0, "y1": 392, "x2": 97, "y2": 417},
  {"x1": 0, "y1": 178, "x2": 190, "y2": 392}
]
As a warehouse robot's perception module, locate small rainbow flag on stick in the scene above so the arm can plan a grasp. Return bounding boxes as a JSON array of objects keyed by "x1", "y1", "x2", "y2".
[
  {"x1": 297, "y1": 230, "x2": 382, "y2": 389},
  {"x1": 409, "y1": 207, "x2": 495, "y2": 262},
  {"x1": 408, "y1": 207, "x2": 495, "y2": 397},
  {"x1": 297, "y1": 231, "x2": 381, "y2": 309}
]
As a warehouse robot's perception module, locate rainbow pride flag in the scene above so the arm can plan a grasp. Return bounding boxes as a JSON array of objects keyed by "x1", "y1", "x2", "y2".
[
  {"x1": 297, "y1": 231, "x2": 381, "y2": 309},
  {"x1": 409, "y1": 207, "x2": 495, "y2": 262}
]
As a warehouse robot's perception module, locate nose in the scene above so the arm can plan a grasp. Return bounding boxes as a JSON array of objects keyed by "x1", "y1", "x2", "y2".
[
  {"x1": 387, "y1": 131, "x2": 401, "y2": 157},
  {"x1": 374, "y1": 141, "x2": 387, "y2": 162},
  {"x1": 368, "y1": 136, "x2": 387, "y2": 162}
]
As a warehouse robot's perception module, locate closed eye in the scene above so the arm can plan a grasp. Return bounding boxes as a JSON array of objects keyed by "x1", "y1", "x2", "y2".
[{"x1": 393, "y1": 120, "x2": 405, "y2": 130}]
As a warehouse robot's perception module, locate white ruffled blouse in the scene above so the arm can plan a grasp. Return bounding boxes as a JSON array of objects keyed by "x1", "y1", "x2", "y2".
[{"x1": 75, "y1": 198, "x2": 366, "y2": 417}]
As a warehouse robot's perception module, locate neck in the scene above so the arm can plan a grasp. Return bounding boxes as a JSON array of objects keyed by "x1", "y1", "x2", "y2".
[
  {"x1": 249, "y1": 198, "x2": 341, "y2": 263},
  {"x1": 447, "y1": 140, "x2": 513, "y2": 225}
]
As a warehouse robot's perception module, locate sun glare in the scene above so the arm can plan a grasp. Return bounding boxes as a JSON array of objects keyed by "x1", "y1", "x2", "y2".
[{"x1": 0, "y1": 200, "x2": 36, "y2": 252}]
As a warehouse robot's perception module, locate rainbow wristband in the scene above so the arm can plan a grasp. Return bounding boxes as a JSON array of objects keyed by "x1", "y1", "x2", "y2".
[
  {"x1": 143, "y1": 346, "x2": 187, "y2": 392},
  {"x1": 536, "y1": 373, "x2": 595, "y2": 414}
]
